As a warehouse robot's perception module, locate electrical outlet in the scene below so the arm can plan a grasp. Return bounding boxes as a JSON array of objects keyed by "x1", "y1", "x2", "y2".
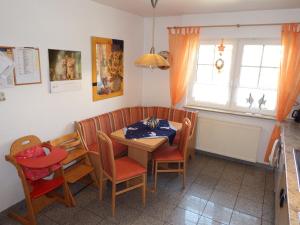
[{"x1": 0, "y1": 92, "x2": 6, "y2": 101}]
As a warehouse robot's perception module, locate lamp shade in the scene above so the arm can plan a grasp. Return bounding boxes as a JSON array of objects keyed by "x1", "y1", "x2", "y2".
[{"x1": 134, "y1": 53, "x2": 170, "y2": 68}]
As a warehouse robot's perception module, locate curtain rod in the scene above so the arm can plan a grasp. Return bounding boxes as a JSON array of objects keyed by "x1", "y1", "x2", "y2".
[{"x1": 167, "y1": 22, "x2": 300, "y2": 29}]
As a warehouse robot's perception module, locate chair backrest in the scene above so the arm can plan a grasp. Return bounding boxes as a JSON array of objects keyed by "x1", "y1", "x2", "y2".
[
  {"x1": 10, "y1": 135, "x2": 42, "y2": 156},
  {"x1": 97, "y1": 131, "x2": 115, "y2": 179},
  {"x1": 178, "y1": 118, "x2": 192, "y2": 159},
  {"x1": 50, "y1": 132, "x2": 82, "y2": 151},
  {"x1": 8, "y1": 135, "x2": 65, "y2": 181}
]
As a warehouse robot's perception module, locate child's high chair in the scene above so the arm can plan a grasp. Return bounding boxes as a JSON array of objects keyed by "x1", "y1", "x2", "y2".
[{"x1": 5, "y1": 135, "x2": 74, "y2": 225}]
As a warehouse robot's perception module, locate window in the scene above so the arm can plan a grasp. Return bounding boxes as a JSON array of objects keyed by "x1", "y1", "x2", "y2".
[
  {"x1": 192, "y1": 42, "x2": 234, "y2": 106},
  {"x1": 188, "y1": 39, "x2": 282, "y2": 116}
]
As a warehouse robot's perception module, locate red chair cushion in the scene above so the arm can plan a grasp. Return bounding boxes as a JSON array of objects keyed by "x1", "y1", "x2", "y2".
[
  {"x1": 115, "y1": 157, "x2": 146, "y2": 181},
  {"x1": 30, "y1": 177, "x2": 64, "y2": 199},
  {"x1": 16, "y1": 147, "x2": 67, "y2": 169},
  {"x1": 15, "y1": 146, "x2": 65, "y2": 181},
  {"x1": 152, "y1": 145, "x2": 183, "y2": 161}
]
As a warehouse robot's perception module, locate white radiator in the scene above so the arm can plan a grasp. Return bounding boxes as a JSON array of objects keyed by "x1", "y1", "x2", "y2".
[{"x1": 196, "y1": 117, "x2": 262, "y2": 162}]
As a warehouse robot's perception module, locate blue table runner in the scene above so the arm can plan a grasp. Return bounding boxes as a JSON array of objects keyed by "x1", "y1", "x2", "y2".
[{"x1": 124, "y1": 120, "x2": 176, "y2": 144}]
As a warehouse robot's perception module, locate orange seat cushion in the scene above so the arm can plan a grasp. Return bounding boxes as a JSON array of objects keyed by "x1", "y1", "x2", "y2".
[
  {"x1": 115, "y1": 157, "x2": 146, "y2": 181},
  {"x1": 152, "y1": 145, "x2": 183, "y2": 161}
]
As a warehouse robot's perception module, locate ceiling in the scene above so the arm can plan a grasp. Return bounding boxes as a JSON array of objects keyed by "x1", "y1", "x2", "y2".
[{"x1": 92, "y1": 0, "x2": 300, "y2": 16}]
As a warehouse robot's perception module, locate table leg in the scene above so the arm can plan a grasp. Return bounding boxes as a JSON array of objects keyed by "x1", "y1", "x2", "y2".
[{"x1": 128, "y1": 146, "x2": 149, "y2": 169}]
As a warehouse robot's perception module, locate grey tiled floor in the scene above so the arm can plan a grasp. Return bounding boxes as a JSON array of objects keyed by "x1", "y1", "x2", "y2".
[{"x1": 0, "y1": 154, "x2": 275, "y2": 225}]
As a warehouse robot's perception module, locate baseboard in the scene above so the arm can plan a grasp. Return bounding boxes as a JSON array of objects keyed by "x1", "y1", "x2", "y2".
[{"x1": 194, "y1": 148, "x2": 273, "y2": 171}]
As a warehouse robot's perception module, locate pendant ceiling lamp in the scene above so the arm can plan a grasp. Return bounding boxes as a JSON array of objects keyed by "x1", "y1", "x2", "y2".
[{"x1": 134, "y1": 0, "x2": 170, "y2": 69}]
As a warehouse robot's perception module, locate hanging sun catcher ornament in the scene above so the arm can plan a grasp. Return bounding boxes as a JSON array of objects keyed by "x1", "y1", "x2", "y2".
[{"x1": 215, "y1": 39, "x2": 225, "y2": 72}]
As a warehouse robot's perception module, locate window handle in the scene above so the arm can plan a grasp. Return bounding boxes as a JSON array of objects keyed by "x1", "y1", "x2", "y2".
[
  {"x1": 258, "y1": 94, "x2": 266, "y2": 110},
  {"x1": 246, "y1": 93, "x2": 254, "y2": 108}
]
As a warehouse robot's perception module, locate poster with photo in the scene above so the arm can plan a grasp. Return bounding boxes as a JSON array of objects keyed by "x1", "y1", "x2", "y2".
[
  {"x1": 48, "y1": 49, "x2": 82, "y2": 93},
  {"x1": 91, "y1": 37, "x2": 124, "y2": 101}
]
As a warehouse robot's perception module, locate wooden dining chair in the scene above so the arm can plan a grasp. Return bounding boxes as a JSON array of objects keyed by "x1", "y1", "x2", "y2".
[
  {"x1": 152, "y1": 118, "x2": 191, "y2": 192},
  {"x1": 97, "y1": 131, "x2": 147, "y2": 216},
  {"x1": 5, "y1": 135, "x2": 73, "y2": 225}
]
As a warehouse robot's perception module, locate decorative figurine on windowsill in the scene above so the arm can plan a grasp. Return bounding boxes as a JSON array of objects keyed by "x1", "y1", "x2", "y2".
[
  {"x1": 246, "y1": 93, "x2": 254, "y2": 108},
  {"x1": 258, "y1": 94, "x2": 266, "y2": 110},
  {"x1": 215, "y1": 39, "x2": 225, "y2": 72},
  {"x1": 147, "y1": 116, "x2": 159, "y2": 129}
]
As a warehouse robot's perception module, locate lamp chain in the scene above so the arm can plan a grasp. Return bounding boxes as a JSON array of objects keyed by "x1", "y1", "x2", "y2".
[{"x1": 150, "y1": 0, "x2": 158, "y2": 54}]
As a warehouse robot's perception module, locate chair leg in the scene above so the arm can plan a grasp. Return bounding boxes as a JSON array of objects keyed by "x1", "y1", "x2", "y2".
[
  {"x1": 64, "y1": 181, "x2": 75, "y2": 207},
  {"x1": 151, "y1": 159, "x2": 155, "y2": 176},
  {"x1": 153, "y1": 161, "x2": 158, "y2": 192},
  {"x1": 99, "y1": 171, "x2": 104, "y2": 201},
  {"x1": 112, "y1": 182, "x2": 116, "y2": 217},
  {"x1": 26, "y1": 198, "x2": 37, "y2": 225},
  {"x1": 58, "y1": 168, "x2": 74, "y2": 207},
  {"x1": 8, "y1": 212, "x2": 31, "y2": 225},
  {"x1": 182, "y1": 162, "x2": 186, "y2": 189},
  {"x1": 21, "y1": 183, "x2": 37, "y2": 225},
  {"x1": 142, "y1": 174, "x2": 146, "y2": 207}
]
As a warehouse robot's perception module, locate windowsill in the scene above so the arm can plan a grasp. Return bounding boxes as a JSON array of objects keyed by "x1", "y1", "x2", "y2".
[{"x1": 185, "y1": 105, "x2": 276, "y2": 121}]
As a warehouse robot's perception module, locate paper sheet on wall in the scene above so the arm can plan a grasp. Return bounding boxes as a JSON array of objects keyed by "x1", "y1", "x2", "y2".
[
  {"x1": 0, "y1": 49, "x2": 15, "y2": 88},
  {"x1": 13, "y1": 47, "x2": 41, "y2": 85},
  {"x1": 50, "y1": 80, "x2": 81, "y2": 93}
]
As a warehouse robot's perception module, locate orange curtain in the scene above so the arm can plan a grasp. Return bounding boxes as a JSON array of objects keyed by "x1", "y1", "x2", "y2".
[
  {"x1": 264, "y1": 23, "x2": 300, "y2": 162},
  {"x1": 169, "y1": 27, "x2": 200, "y2": 107}
]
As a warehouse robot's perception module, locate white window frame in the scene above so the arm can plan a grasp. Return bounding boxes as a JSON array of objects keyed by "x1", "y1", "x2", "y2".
[
  {"x1": 187, "y1": 39, "x2": 238, "y2": 110},
  {"x1": 187, "y1": 38, "x2": 281, "y2": 116}
]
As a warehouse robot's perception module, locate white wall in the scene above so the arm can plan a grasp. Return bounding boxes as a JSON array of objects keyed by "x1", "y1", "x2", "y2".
[
  {"x1": 0, "y1": 0, "x2": 144, "y2": 211},
  {"x1": 142, "y1": 8, "x2": 300, "y2": 163}
]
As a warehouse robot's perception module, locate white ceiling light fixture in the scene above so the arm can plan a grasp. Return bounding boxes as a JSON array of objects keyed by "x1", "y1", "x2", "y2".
[{"x1": 134, "y1": 0, "x2": 170, "y2": 69}]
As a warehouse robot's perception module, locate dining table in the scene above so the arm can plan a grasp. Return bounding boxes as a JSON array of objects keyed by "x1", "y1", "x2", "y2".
[{"x1": 110, "y1": 120, "x2": 182, "y2": 169}]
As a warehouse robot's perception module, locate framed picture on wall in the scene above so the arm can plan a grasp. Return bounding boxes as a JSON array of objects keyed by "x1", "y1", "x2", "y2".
[
  {"x1": 0, "y1": 46, "x2": 42, "y2": 87},
  {"x1": 48, "y1": 49, "x2": 82, "y2": 93},
  {"x1": 91, "y1": 36, "x2": 124, "y2": 101},
  {"x1": 13, "y1": 47, "x2": 42, "y2": 85}
]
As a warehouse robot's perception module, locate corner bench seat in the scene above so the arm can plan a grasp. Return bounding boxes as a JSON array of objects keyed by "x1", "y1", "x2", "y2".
[{"x1": 76, "y1": 106, "x2": 197, "y2": 179}]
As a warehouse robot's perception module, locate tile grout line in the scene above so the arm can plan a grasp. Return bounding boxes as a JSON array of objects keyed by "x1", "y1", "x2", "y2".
[{"x1": 228, "y1": 168, "x2": 244, "y2": 225}]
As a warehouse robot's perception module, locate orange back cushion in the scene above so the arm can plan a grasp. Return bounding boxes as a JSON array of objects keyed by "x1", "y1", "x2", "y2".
[
  {"x1": 130, "y1": 106, "x2": 143, "y2": 124},
  {"x1": 78, "y1": 118, "x2": 98, "y2": 147},
  {"x1": 94, "y1": 113, "x2": 113, "y2": 135},
  {"x1": 156, "y1": 107, "x2": 170, "y2": 120},
  {"x1": 122, "y1": 108, "x2": 131, "y2": 126},
  {"x1": 111, "y1": 109, "x2": 125, "y2": 131},
  {"x1": 143, "y1": 106, "x2": 157, "y2": 118},
  {"x1": 169, "y1": 109, "x2": 186, "y2": 123}
]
